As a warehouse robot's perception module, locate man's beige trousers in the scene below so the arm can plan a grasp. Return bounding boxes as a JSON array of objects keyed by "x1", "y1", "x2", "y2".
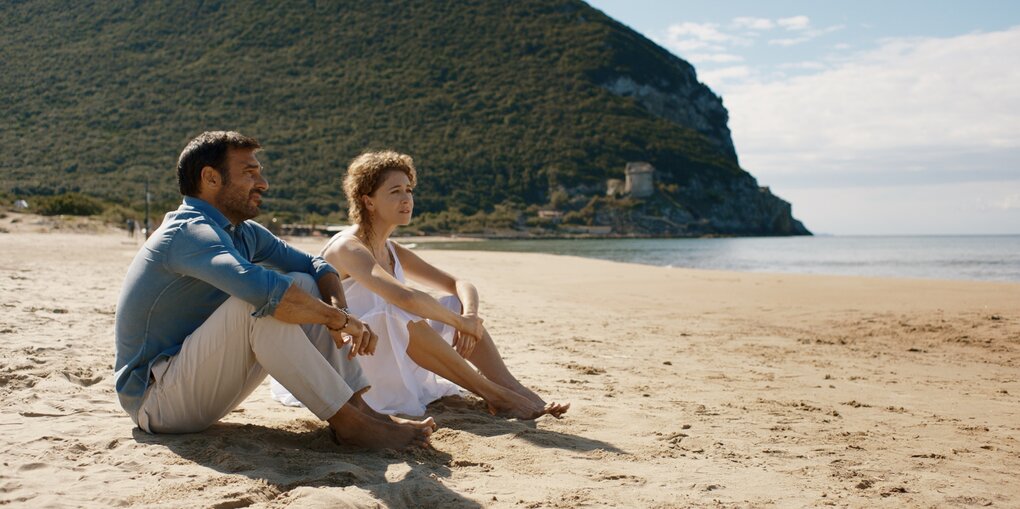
[{"x1": 136, "y1": 273, "x2": 368, "y2": 433}]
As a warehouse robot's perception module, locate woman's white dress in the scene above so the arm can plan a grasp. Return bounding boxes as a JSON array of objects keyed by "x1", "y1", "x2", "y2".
[{"x1": 270, "y1": 238, "x2": 463, "y2": 416}]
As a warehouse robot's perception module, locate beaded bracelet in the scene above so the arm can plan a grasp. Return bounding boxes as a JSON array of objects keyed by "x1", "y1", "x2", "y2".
[{"x1": 327, "y1": 307, "x2": 351, "y2": 332}]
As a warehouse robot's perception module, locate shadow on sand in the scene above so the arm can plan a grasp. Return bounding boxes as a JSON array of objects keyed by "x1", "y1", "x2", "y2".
[
  {"x1": 130, "y1": 396, "x2": 623, "y2": 507},
  {"x1": 427, "y1": 396, "x2": 626, "y2": 454},
  {"x1": 132, "y1": 420, "x2": 481, "y2": 508}
]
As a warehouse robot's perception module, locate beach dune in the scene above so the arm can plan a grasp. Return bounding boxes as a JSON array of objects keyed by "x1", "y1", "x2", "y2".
[{"x1": 0, "y1": 229, "x2": 1017, "y2": 508}]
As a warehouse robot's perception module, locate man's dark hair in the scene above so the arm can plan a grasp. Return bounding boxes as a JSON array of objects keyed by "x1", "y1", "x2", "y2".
[{"x1": 177, "y1": 131, "x2": 261, "y2": 196}]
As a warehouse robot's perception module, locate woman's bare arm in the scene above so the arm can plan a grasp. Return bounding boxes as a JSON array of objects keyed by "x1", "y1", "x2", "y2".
[
  {"x1": 323, "y1": 238, "x2": 482, "y2": 337},
  {"x1": 393, "y1": 243, "x2": 480, "y2": 315},
  {"x1": 393, "y1": 242, "x2": 485, "y2": 356}
]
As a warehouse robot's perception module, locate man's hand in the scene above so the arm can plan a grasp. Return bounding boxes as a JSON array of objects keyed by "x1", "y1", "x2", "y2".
[
  {"x1": 345, "y1": 315, "x2": 378, "y2": 360},
  {"x1": 327, "y1": 310, "x2": 378, "y2": 360}
]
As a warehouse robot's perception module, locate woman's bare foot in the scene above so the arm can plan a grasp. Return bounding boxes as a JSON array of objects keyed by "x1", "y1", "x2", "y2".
[
  {"x1": 484, "y1": 384, "x2": 557, "y2": 420},
  {"x1": 327, "y1": 403, "x2": 430, "y2": 450},
  {"x1": 509, "y1": 394, "x2": 569, "y2": 419},
  {"x1": 350, "y1": 388, "x2": 438, "y2": 431},
  {"x1": 491, "y1": 377, "x2": 571, "y2": 419},
  {"x1": 540, "y1": 401, "x2": 570, "y2": 418},
  {"x1": 389, "y1": 414, "x2": 438, "y2": 430}
]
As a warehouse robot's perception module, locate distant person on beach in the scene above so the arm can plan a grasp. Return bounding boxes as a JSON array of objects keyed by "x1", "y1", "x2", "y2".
[
  {"x1": 270, "y1": 151, "x2": 569, "y2": 419},
  {"x1": 113, "y1": 132, "x2": 433, "y2": 450}
]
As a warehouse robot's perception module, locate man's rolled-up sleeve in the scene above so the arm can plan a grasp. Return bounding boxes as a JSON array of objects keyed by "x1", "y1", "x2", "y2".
[
  {"x1": 308, "y1": 255, "x2": 336, "y2": 280},
  {"x1": 167, "y1": 221, "x2": 294, "y2": 317},
  {"x1": 249, "y1": 221, "x2": 339, "y2": 281},
  {"x1": 249, "y1": 271, "x2": 293, "y2": 318}
]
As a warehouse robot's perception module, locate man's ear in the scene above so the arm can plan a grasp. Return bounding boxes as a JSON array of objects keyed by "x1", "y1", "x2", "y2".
[
  {"x1": 199, "y1": 166, "x2": 222, "y2": 191},
  {"x1": 361, "y1": 195, "x2": 374, "y2": 212}
]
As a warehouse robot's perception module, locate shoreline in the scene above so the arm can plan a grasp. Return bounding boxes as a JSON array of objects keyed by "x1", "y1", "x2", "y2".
[
  {"x1": 2, "y1": 222, "x2": 1011, "y2": 285},
  {"x1": 358, "y1": 239, "x2": 1020, "y2": 287},
  {"x1": 389, "y1": 236, "x2": 1020, "y2": 285},
  {"x1": 1, "y1": 209, "x2": 816, "y2": 240},
  {"x1": 3, "y1": 213, "x2": 1014, "y2": 284}
]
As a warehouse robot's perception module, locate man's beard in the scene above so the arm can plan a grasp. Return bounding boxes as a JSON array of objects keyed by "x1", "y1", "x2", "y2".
[{"x1": 217, "y1": 184, "x2": 260, "y2": 222}]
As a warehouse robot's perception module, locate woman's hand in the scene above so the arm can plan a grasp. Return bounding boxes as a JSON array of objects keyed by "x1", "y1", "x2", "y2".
[
  {"x1": 453, "y1": 313, "x2": 484, "y2": 359},
  {"x1": 457, "y1": 313, "x2": 484, "y2": 339},
  {"x1": 452, "y1": 330, "x2": 478, "y2": 359}
]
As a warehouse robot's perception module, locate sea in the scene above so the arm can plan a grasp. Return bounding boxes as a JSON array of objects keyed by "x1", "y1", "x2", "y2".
[{"x1": 411, "y1": 235, "x2": 1020, "y2": 283}]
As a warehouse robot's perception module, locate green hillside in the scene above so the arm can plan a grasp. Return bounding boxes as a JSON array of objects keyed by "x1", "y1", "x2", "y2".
[{"x1": 0, "y1": 0, "x2": 809, "y2": 236}]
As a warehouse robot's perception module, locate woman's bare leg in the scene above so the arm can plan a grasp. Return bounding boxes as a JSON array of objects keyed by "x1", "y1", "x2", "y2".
[
  {"x1": 467, "y1": 329, "x2": 570, "y2": 418},
  {"x1": 405, "y1": 320, "x2": 549, "y2": 420}
]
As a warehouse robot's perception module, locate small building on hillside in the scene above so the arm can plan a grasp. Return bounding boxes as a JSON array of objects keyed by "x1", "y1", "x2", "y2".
[
  {"x1": 606, "y1": 162, "x2": 656, "y2": 198},
  {"x1": 537, "y1": 210, "x2": 564, "y2": 223},
  {"x1": 606, "y1": 178, "x2": 626, "y2": 197},
  {"x1": 624, "y1": 162, "x2": 655, "y2": 198}
]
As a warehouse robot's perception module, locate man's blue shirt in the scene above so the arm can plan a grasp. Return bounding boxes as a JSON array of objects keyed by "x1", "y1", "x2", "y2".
[{"x1": 113, "y1": 196, "x2": 337, "y2": 421}]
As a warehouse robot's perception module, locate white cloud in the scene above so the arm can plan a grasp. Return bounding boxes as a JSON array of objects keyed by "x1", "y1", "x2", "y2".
[
  {"x1": 686, "y1": 53, "x2": 744, "y2": 64},
  {"x1": 667, "y1": 38, "x2": 714, "y2": 52},
  {"x1": 777, "y1": 61, "x2": 828, "y2": 71},
  {"x1": 661, "y1": 21, "x2": 751, "y2": 55},
  {"x1": 774, "y1": 181, "x2": 1020, "y2": 235},
  {"x1": 665, "y1": 16, "x2": 838, "y2": 50},
  {"x1": 732, "y1": 17, "x2": 774, "y2": 30},
  {"x1": 728, "y1": 27, "x2": 1020, "y2": 165},
  {"x1": 722, "y1": 27, "x2": 1020, "y2": 234},
  {"x1": 769, "y1": 37, "x2": 811, "y2": 47},
  {"x1": 987, "y1": 193, "x2": 1020, "y2": 211},
  {"x1": 769, "y1": 24, "x2": 843, "y2": 46},
  {"x1": 698, "y1": 66, "x2": 752, "y2": 90},
  {"x1": 666, "y1": 22, "x2": 732, "y2": 44},
  {"x1": 778, "y1": 16, "x2": 811, "y2": 30}
]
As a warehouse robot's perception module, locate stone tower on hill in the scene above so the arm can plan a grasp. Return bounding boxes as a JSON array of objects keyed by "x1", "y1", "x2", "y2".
[{"x1": 625, "y1": 162, "x2": 655, "y2": 198}]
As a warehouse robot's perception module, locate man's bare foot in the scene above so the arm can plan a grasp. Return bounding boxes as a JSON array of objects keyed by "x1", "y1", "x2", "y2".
[
  {"x1": 350, "y1": 388, "x2": 438, "y2": 431},
  {"x1": 327, "y1": 403, "x2": 430, "y2": 450}
]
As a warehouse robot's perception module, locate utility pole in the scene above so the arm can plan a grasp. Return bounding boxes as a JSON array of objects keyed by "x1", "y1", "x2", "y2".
[{"x1": 144, "y1": 173, "x2": 151, "y2": 238}]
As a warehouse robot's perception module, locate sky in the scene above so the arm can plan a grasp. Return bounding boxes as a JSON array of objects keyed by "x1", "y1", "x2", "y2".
[{"x1": 585, "y1": 0, "x2": 1020, "y2": 235}]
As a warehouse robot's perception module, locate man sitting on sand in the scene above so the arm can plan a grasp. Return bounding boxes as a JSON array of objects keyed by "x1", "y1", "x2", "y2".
[{"x1": 113, "y1": 131, "x2": 433, "y2": 449}]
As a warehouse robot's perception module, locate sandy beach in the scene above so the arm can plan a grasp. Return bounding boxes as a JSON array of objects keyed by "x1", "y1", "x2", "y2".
[{"x1": 0, "y1": 223, "x2": 1017, "y2": 508}]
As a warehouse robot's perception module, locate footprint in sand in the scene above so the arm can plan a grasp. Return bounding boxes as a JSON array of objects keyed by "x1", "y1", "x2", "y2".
[
  {"x1": 0, "y1": 372, "x2": 40, "y2": 389},
  {"x1": 450, "y1": 459, "x2": 494, "y2": 472},
  {"x1": 592, "y1": 472, "x2": 646, "y2": 485},
  {"x1": 61, "y1": 368, "x2": 104, "y2": 387},
  {"x1": 563, "y1": 362, "x2": 605, "y2": 376}
]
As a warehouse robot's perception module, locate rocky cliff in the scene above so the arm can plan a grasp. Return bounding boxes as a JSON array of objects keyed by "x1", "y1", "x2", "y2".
[{"x1": 602, "y1": 76, "x2": 737, "y2": 165}]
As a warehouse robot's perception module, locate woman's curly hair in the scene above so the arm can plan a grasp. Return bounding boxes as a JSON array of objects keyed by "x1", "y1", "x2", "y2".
[{"x1": 343, "y1": 150, "x2": 418, "y2": 241}]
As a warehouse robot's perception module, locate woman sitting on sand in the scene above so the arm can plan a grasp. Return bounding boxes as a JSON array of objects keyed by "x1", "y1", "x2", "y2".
[{"x1": 277, "y1": 151, "x2": 567, "y2": 420}]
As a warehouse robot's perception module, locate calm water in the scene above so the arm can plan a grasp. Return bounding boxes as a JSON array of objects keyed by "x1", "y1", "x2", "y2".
[{"x1": 412, "y1": 236, "x2": 1020, "y2": 282}]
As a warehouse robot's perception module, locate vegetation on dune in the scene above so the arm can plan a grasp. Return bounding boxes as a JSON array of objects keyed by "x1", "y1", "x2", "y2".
[{"x1": 31, "y1": 193, "x2": 105, "y2": 216}]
